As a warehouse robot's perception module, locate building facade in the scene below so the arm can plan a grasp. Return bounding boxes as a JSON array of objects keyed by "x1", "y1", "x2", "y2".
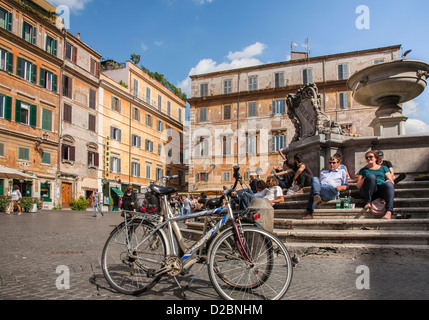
[
  {"x1": 99, "y1": 60, "x2": 186, "y2": 198},
  {"x1": 187, "y1": 45, "x2": 401, "y2": 193},
  {"x1": 0, "y1": 0, "x2": 61, "y2": 204}
]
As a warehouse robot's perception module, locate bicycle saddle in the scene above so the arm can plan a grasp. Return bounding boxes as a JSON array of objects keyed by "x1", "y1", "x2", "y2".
[
  {"x1": 206, "y1": 197, "x2": 223, "y2": 209},
  {"x1": 149, "y1": 184, "x2": 177, "y2": 196}
]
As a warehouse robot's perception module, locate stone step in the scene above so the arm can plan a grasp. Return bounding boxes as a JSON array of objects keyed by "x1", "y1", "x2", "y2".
[
  {"x1": 274, "y1": 197, "x2": 429, "y2": 210},
  {"x1": 274, "y1": 218, "x2": 429, "y2": 231},
  {"x1": 274, "y1": 207, "x2": 429, "y2": 219},
  {"x1": 274, "y1": 229, "x2": 429, "y2": 245}
]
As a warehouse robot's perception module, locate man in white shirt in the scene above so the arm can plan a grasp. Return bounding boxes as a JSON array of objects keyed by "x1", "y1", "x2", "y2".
[{"x1": 303, "y1": 157, "x2": 348, "y2": 219}]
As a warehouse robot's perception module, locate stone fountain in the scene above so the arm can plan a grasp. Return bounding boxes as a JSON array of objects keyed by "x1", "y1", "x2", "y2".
[{"x1": 347, "y1": 59, "x2": 429, "y2": 137}]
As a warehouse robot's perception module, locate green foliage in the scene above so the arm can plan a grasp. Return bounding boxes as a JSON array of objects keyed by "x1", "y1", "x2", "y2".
[
  {"x1": 130, "y1": 54, "x2": 141, "y2": 65},
  {"x1": 0, "y1": 196, "x2": 11, "y2": 211},
  {"x1": 70, "y1": 196, "x2": 89, "y2": 211},
  {"x1": 140, "y1": 65, "x2": 187, "y2": 101},
  {"x1": 20, "y1": 197, "x2": 37, "y2": 212}
]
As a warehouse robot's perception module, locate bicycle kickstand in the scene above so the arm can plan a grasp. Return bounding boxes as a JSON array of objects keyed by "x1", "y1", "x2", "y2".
[{"x1": 173, "y1": 276, "x2": 187, "y2": 299}]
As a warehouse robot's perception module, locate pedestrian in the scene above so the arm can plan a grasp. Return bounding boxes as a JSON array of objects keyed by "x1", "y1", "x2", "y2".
[
  {"x1": 121, "y1": 185, "x2": 137, "y2": 212},
  {"x1": 377, "y1": 150, "x2": 406, "y2": 184},
  {"x1": 303, "y1": 156, "x2": 349, "y2": 220},
  {"x1": 264, "y1": 176, "x2": 284, "y2": 205},
  {"x1": 183, "y1": 194, "x2": 191, "y2": 216},
  {"x1": 177, "y1": 195, "x2": 184, "y2": 216},
  {"x1": 6, "y1": 185, "x2": 22, "y2": 215},
  {"x1": 93, "y1": 189, "x2": 104, "y2": 217}
]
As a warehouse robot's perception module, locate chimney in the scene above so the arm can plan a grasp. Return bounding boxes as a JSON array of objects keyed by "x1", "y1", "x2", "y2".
[
  {"x1": 290, "y1": 51, "x2": 308, "y2": 61},
  {"x1": 77, "y1": 33, "x2": 80, "y2": 40}
]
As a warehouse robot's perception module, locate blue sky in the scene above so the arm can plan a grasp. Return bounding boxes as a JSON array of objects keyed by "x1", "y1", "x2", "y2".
[{"x1": 50, "y1": 0, "x2": 429, "y2": 133}]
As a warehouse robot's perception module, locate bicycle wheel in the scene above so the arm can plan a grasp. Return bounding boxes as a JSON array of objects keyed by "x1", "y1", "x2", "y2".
[
  {"x1": 102, "y1": 220, "x2": 167, "y2": 295},
  {"x1": 207, "y1": 226, "x2": 293, "y2": 300}
]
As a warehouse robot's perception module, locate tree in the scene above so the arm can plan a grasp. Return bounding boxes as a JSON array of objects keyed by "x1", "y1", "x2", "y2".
[{"x1": 130, "y1": 54, "x2": 141, "y2": 65}]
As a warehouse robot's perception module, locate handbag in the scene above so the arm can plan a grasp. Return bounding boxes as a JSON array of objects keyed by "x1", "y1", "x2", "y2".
[{"x1": 371, "y1": 198, "x2": 386, "y2": 216}]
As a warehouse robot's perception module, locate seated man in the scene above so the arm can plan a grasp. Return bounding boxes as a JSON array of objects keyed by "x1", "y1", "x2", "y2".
[
  {"x1": 303, "y1": 156, "x2": 349, "y2": 220},
  {"x1": 377, "y1": 150, "x2": 406, "y2": 184}
]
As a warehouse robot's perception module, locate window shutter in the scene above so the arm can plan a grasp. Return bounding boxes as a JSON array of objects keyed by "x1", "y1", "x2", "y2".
[
  {"x1": 94, "y1": 153, "x2": 99, "y2": 167},
  {"x1": 15, "y1": 100, "x2": 21, "y2": 123},
  {"x1": 6, "y1": 12, "x2": 12, "y2": 32},
  {"x1": 52, "y1": 74, "x2": 58, "y2": 92},
  {"x1": 30, "y1": 64, "x2": 37, "y2": 84},
  {"x1": 4, "y1": 96, "x2": 12, "y2": 121},
  {"x1": 6, "y1": 52, "x2": 13, "y2": 73},
  {"x1": 68, "y1": 77, "x2": 72, "y2": 98},
  {"x1": 31, "y1": 26, "x2": 37, "y2": 45},
  {"x1": 72, "y1": 46, "x2": 77, "y2": 63},
  {"x1": 39, "y1": 68, "x2": 46, "y2": 87},
  {"x1": 118, "y1": 158, "x2": 121, "y2": 173},
  {"x1": 70, "y1": 146, "x2": 76, "y2": 161},
  {"x1": 29, "y1": 104, "x2": 37, "y2": 127},
  {"x1": 110, "y1": 126, "x2": 114, "y2": 139},
  {"x1": 42, "y1": 108, "x2": 52, "y2": 131},
  {"x1": 16, "y1": 56, "x2": 22, "y2": 77},
  {"x1": 53, "y1": 39, "x2": 57, "y2": 57}
]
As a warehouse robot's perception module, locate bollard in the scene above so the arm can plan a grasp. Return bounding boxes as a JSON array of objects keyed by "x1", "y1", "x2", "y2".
[{"x1": 248, "y1": 198, "x2": 274, "y2": 233}]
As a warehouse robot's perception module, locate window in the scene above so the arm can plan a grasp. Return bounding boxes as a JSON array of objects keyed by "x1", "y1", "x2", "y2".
[
  {"x1": 63, "y1": 104, "x2": 72, "y2": 123},
  {"x1": 145, "y1": 163, "x2": 151, "y2": 179},
  {"x1": 132, "y1": 107, "x2": 140, "y2": 122},
  {"x1": 89, "y1": 89, "x2": 96, "y2": 109},
  {"x1": 111, "y1": 156, "x2": 121, "y2": 173},
  {"x1": 66, "y1": 42, "x2": 77, "y2": 63},
  {"x1": 16, "y1": 57, "x2": 37, "y2": 83},
  {"x1": 132, "y1": 134, "x2": 141, "y2": 148},
  {"x1": 62, "y1": 145, "x2": 75, "y2": 162},
  {"x1": 88, "y1": 151, "x2": 99, "y2": 167},
  {"x1": 248, "y1": 76, "x2": 258, "y2": 91},
  {"x1": 156, "y1": 167, "x2": 164, "y2": 181},
  {"x1": 178, "y1": 108, "x2": 182, "y2": 123},
  {"x1": 200, "y1": 108, "x2": 207, "y2": 122},
  {"x1": 224, "y1": 105, "x2": 231, "y2": 120},
  {"x1": 22, "y1": 21, "x2": 37, "y2": 45},
  {"x1": 42, "y1": 108, "x2": 52, "y2": 131},
  {"x1": 62, "y1": 75, "x2": 72, "y2": 99},
  {"x1": 374, "y1": 59, "x2": 385, "y2": 65},
  {"x1": 196, "y1": 173, "x2": 209, "y2": 182},
  {"x1": 0, "y1": 7, "x2": 13, "y2": 32},
  {"x1": 90, "y1": 58, "x2": 100, "y2": 77},
  {"x1": 0, "y1": 142, "x2": 4, "y2": 157},
  {"x1": 157, "y1": 143, "x2": 162, "y2": 156},
  {"x1": 167, "y1": 101, "x2": 171, "y2": 116},
  {"x1": 248, "y1": 102, "x2": 257, "y2": 117},
  {"x1": 145, "y1": 139, "x2": 153, "y2": 152},
  {"x1": 18, "y1": 147, "x2": 30, "y2": 161},
  {"x1": 40, "y1": 69, "x2": 58, "y2": 92},
  {"x1": 200, "y1": 83, "x2": 208, "y2": 97},
  {"x1": 146, "y1": 114, "x2": 152, "y2": 127},
  {"x1": 133, "y1": 79, "x2": 139, "y2": 97},
  {"x1": 272, "y1": 135, "x2": 287, "y2": 152},
  {"x1": 338, "y1": 64, "x2": 349, "y2": 80},
  {"x1": 339, "y1": 92, "x2": 349, "y2": 109},
  {"x1": 132, "y1": 162, "x2": 140, "y2": 177},
  {"x1": 246, "y1": 135, "x2": 257, "y2": 155},
  {"x1": 0, "y1": 48, "x2": 13, "y2": 73},
  {"x1": 110, "y1": 126, "x2": 121, "y2": 141},
  {"x1": 275, "y1": 72, "x2": 285, "y2": 88},
  {"x1": 223, "y1": 136, "x2": 232, "y2": 156},
  {"x1": 15, "y1": 101, "x2": 37, "y2": 127},
  {"x1": 196, "y1": 138, "x2": 209, "y2": 157},
  {"x1": 0, "y1": 94, "x2": 12, "y2": 120},
  {"x1": 223, "y1": 172, "x2": 231, "y2": 182},
  {"x1": 224, "y1": 80, "x2": 232, "y2": 94},
  {"x1": 111, "y1": 96, "x2": 121, "y2": 113},
  {"x1": 303, "y1": 68, "x2": 313, "y2": 85},
  {"x1": 158, "y1": 94, "x2": 162, "y2": 111},
  {"x1": 272, "y1": 99, "x2": 286, "y2": 114},
  {"x1": 45, "y1": 35, "x2": 57, "y2": 56},
  {"x1": 88, "y1": 114, "x2": 96, "y2": 132},
  {"x1": 0, "y1": 94, "x2": 3, "y2": 119},
  {"x1": 146, "y1": 87, "x2": 151, "y2": 104},
  {"x1": 157, "y1": 120, "x2": 163, "y2": 132},
  {"x1": 41, "y1": 151, "x2": 51, "y2": 164}
]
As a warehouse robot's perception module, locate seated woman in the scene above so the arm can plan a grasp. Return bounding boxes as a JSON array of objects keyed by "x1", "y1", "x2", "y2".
[
  {"x1": 235, "y1": 180, "x2": 269, "y2": 210},
  {"x1": 356, "y1": 150, "x2": 395, "y2": 220},
  {"x1": 272, "y1": 154, "x2": 313, "y2": 190}
]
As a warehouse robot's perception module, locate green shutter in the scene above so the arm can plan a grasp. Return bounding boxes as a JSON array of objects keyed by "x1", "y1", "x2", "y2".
[
  {"x1": 30, "y1": 64, "x2": 37, "y2": 84},
  {"x1": 6, "y1": 12, "x2": 12, "y2": 32},
  {"x1": 42, "y1": 108, "x2": 52, "y2": 131},
  {"x1": 31, "y1": 26, "x2": 37, "y2": 45},
  {"x1": 52, "y1": 74, "x2": 58, "y2": 92},
  {"x1": 4, "y1": 96, "x2": 12, "y2": 120},
  {"x1": 39, "y1": 68, "x2": 46, "y2": 87},
  {"x1": 6, "y1": 52, "x2": 13, "y2": 73},
  {"x1": 15, "y1": 100, "x2": 21, "y2": 123},
  {"x1": 53, "y1": 39, "x2": 57, "y2": 57},
  {"x1": 16, "y1": 56, "x2": 22, "y2": 77},
  {"x1": 29, "y1": 104, "x2": 37, "y2": 127}
]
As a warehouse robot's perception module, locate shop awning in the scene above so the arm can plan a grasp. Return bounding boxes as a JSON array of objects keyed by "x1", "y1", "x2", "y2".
[{"x1": 111, "y1": 187, "x2": 124, "y2": 196}]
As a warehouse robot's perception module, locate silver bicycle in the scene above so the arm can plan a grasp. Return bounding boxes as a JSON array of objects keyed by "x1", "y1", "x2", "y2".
[{"x1": 101, "y1": 166, "x2": 294, "y2": 300}]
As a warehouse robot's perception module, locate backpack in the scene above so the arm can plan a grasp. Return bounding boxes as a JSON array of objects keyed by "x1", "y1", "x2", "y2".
[{"x1": 144, "y1": 190, "x2": 161, "y2": 213}]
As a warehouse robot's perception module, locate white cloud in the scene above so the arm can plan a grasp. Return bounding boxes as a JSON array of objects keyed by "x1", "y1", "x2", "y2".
[
  {"x1": 49, "y1": 0, "x2": 91, "y2": 13},
  {"x1": 140, "y1": 42, "x2": 149, "y2": 52},
  {"x1": 405, "y1": 119, "x2": 429, "y2": 135},
  {"x1": 178, "y1": 42, "x2": 267, "y2": 97},
  {"x1": 194, "y1": 0, "x2": 215, "y2": 4}
]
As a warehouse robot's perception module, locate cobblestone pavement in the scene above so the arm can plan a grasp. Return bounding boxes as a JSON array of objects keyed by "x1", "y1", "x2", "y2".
[{"x1": 0, "y1": 210, "x2": 428, "y2": 301}]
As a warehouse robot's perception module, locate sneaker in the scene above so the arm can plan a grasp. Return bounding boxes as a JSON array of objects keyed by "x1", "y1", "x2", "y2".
[
  {"x1": 302, "y1": 209, "x2": 314, "y2": 220},
  {"x1": 394, "y1": 173, "x2": 406, "y2": 184},
  {"x1": 313, "y1": 194, "x2": 323, "y2": 205}
]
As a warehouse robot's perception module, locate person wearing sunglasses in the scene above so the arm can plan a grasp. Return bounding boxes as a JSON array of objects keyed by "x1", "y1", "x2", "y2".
[
  {"x1": 356, "y1": 150, "x2": 395, "y2": 219},
  {"x1": 303, "y1": 156, "x2": 348, "y2": 219}
]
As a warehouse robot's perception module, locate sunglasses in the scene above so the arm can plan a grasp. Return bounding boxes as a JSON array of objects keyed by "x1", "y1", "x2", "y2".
[
  {"x1": 365, "y1": 156, "x2": 374, "y2": 160},
  {"x1": 329, "y1": 161, "x2": 338, "y2": 164}
]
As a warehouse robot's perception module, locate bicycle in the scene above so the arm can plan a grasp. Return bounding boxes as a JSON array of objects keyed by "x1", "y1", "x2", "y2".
[{"x1": 101, "y1": 166, "x2": 294, "y2": 300}]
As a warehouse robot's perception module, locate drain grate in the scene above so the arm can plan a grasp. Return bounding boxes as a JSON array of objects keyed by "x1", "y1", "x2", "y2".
[{"x1": 50, "y1": 250, "x2": 85, "y2": 255}]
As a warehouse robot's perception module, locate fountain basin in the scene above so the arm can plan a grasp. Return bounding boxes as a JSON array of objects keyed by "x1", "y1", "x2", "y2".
[{"x1": 347, "y1": 59, "x2": 429, "y2": 107}]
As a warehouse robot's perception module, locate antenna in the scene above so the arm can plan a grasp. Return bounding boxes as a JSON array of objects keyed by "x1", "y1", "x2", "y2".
[{"x1": 302, "y1": 38, "x2": 311, "y2": 62}]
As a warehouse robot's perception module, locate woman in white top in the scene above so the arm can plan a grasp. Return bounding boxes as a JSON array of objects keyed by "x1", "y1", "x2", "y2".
[
  {"x1": 264, "y1": 176, "x2": 285, "y2": 204},
  {"x1": 6, "y1": 185, "x2": 22, "y2": 215}
]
